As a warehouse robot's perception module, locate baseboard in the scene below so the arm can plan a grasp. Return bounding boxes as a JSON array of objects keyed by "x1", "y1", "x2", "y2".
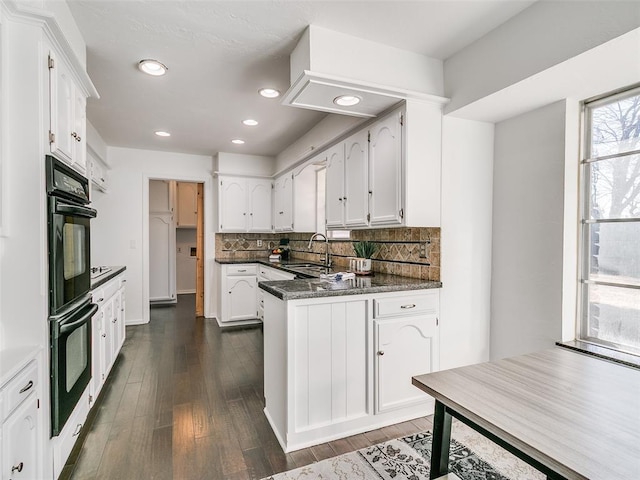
[
  {"x1": 215, "y1": 317, "x2": 262, "y2": 328},
  {"x1": 177, "y1": 290, "x2": 196, "y2": 295},
  {"x1": 125, "y1": 318, "x2": 148, "y2": 325}
]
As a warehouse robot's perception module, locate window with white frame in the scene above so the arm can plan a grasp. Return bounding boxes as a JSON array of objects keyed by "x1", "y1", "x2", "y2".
[{"x1": 580, "y1": 86, "x2": 640, "y2": 355}]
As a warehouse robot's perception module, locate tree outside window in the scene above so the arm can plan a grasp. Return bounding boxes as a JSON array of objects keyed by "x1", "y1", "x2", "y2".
[{"x1": 582, "y1": 87, "x2": 640, "y2": 354}]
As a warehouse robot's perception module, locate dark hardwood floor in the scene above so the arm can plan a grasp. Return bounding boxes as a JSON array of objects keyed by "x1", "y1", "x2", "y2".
[{"x1": 66, "y1": 294, "x2": 433, "y2": 479}]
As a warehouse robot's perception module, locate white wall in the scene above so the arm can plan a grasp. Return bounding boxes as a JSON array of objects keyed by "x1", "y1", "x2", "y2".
[
  {"x1": 444, "y1": 1, "x2": 640, "y2": 115},
  {"x1": 91, "y1": 147, "x2": 214, "y2": 324},
  {"x1": 440, "y1": 116, "x2": 494, "y2": 369},
  {"x1": 490, "y1": 101, "x2": 568, "y2": 360},
  {"x1": 176, "y1": 228, "x2": 196, "y2": 294}
]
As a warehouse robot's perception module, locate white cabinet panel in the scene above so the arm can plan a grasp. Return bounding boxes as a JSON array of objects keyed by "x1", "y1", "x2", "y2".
[
  {"x1": 369, "y1": 111, "x2": 402, "y2": 226},
  {"x1": 2, "y1": 395, "x2": 38, "y2": 480},
  {"x1": 344, "y1": 130, "x2": 369, "y2": 227},
  {"x1": 48, "y1": 50, "x2": 87, "y2": 173},
  {"x1": 225, "y1": 276, "x2": 257, "y2": 321},
  {"x1": 325, "y1": 144, "x2": 345, "y2": 228},
  {"x1": 219, "y1": 177, "x2": 247, "y2": 232},
  {"x1": 219, "y1": 177, "x2": 272, "y2": 233},
  {"x1": 375, "y1": 311, "x2": 438, "y2": 413},
  {"x1": 293, "y1": 301, "x2": 367, "y2": 431},
  {"x1": 274, "y1": 174, "x2": 293, "y2": 232},
  {"x1": 149, "y1": 214, "x2": 176, "y2": 302},
  {"x1": 220, "y1": 264, "x2": 258, "y2": 323},
  {"x1": 248, "y1": 179, "x2": 272, "y2": 232}
]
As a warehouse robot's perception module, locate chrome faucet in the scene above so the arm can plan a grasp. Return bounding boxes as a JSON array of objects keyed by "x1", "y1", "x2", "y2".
[{"x1": 308, "y1": 232, "x2": 331, "y2": 268}]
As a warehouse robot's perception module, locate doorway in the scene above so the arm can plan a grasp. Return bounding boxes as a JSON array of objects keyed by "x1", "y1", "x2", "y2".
[{"x1": 149, "y1": 179, "x2": 205, "y2": 316}]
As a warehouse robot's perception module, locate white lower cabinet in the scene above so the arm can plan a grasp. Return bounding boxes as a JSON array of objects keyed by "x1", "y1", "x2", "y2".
[
  {"x1": 52, "y1": 387, "x2": 90, "y2": 479},
  {"x1": 0, "y1": 352, "x2": 42, "y2": 480},
  {"x1": 2, "y1": 395, "x2": 38, "y2": 480},
  {"x1": 219, "y1": 264, "x2": 258, "y2": 323},
  {"x1": 263, "y1": 289, "x2": 440, "y2": 452},
  {"x1": 91, "y1": 272, "x2": 126, "y2": 402}
]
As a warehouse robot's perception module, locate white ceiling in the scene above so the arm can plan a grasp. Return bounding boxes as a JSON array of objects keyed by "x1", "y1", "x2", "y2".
[{"x1": 68, "y1": 0, "x2": 536, "y2": 158}]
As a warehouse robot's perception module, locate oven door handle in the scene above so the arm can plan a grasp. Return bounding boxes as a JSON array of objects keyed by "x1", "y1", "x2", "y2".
[
  {"x1": 60, "y1": 304, "x2": 98, "y2": 334},
  {"x1": 55, "y1": 202, "x2": 97, "y2": 219}
]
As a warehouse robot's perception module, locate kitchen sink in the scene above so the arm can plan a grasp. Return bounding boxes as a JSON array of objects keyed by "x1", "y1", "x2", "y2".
[{"x1": 281, "y1": 263, "x2": 331, "y2": 277}]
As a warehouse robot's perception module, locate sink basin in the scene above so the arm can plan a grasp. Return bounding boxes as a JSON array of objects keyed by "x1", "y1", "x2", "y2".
[{"x1": 282, "y1": 263, "x2": 331, "y2": 277}]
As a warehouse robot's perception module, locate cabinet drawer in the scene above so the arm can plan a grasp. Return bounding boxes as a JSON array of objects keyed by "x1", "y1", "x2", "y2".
[
  {"x1": 2, "y1": 360, "x2": 38, "y2": 420},
  {"x1": 374, "y1": 293, "x2": 438, "y2": 318},
  {"x1": 226, "y1": 264, "x2": 257, "y2": 275}
]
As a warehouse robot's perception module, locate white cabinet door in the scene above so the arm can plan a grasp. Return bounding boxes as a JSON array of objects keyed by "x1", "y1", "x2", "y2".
[
  {"x1": 247, "y1": 179, "x2": 272, "y2": 232},
  {"x1": 325, "y1": 143, "x2": 345, "y2": 228},
  {"x1": 176, "y1": 182, "x2": 198, "y2": 227},
  {"x1": 224, "y1": 276, "x2": 257, "y2": 322},
  {"x1": 274, "y1": 174, "x2": 293, "y2": 232},
  {"x1": 2, "y1": 395, "x2": 39, "y2": 480},
  {"x1": 72, "y1": 89, "x2": 87, "y2": 173},
  {"x1": 375, "y1": 314, "x2": 438, "y2": 413},
  {"x1": 49, "y1": 51, "x2": 74, "y2": 164},
  {"x1": 48, "y1": 50, "x2": 87, "y2": 173},
  {"x1": 369, "y1": 112, "x2": 403, "y2": 226},
  {"x1": 219, "y1": 177, "x2": 248, "y2": 232},
  {"x1": 149, "y1": 213, "x2": 176, "y2": 302},
  {"x1": 344, "y1": 130, "x2": 369, "y2": 227},
  {"x1": 91, "y1": 306, "x2": 105, "y2": 398},
  {"x1": 100, "y1": 299, "x2": 115, "y2": 378}
]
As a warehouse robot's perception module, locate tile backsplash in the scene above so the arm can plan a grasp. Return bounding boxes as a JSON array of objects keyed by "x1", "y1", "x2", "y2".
[{"x1": 215, "y1": 227, "x2": 440, "y2": 281}]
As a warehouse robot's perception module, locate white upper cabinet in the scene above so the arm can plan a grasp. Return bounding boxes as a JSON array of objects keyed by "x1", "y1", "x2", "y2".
[
  {"x1": 369, "y1": 111, "x2": 402, "y2": 226},
  {"x1": 324, "y1": 101, "x2": 442, "y2": 229},
  {"x1": 325, "y1": 143, "x2": 345, "y2": 228},
  {"x1": 248, "y1": 179, "x2": 272, "y2": 232},
  {"x1": 273, "y1": 173, "x2": 294, "y2": 232},
  {"x1": 218, "y1": 176, "x2": 272, "y2": 233},
  {"x1": 48, "y1": 50, "x2": 87, "y2": 173},
  {"x1": 344, "y1": 130, "x2": 369, "y2": 227},
  {"x1": 88, "y1": 151, "x2": 108, "y2": 193}
]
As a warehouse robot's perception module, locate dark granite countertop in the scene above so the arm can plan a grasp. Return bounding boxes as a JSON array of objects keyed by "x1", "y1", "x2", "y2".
[
  {"x1": 259, "y1": 274, "x2": 441, "y2": 300},
  {"x1": 216, "y1": 257, "x2": 441, "y2": 299},
  {"x1": 90, "y1": 265, "x2": 127, "y2": 290}
]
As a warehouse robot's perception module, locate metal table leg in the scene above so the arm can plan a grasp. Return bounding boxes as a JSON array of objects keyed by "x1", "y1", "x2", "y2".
[{"x1": 430, "y1": 400, "x2": 452, "y2": 479}]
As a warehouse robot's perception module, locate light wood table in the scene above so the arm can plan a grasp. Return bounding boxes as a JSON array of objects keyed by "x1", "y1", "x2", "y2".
[{"x1": 412, "y1": 347, "x2": 640, "y2": 480}]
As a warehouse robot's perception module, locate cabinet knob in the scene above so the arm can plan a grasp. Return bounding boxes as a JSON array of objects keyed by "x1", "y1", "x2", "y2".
[
  {"x1": 102, "y1": 333, "x2": 106, "y2": 338},
  {"x1": 73, "y1": 423, "x2": 83, "y2": 437},
  {"x1": 377, "y1": 350, "x2": 385, "y2": 356},
  {"x1": 400, "y1": 304, "x2": 416, "y2": 309},
  {"x1": 11, "y1": 462, "x2": 24, "y2": 473},
  {"x1": 343, "y1": 196, "x2": 347, "y2": 201},
  {"x1": 76, "y1": 135, "x2": 82, "y2": 142},
  {"x1": 71, "y1": 132, "x2": 77, "y2": 138}
]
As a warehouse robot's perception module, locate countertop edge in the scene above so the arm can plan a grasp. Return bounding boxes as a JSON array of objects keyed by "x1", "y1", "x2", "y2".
[
  {"x1": 90, "y1": 265, "x2": 127, "y2": 290},
  {"x1": 259, "y1": 280, "x2": 442, "y2": 300}
]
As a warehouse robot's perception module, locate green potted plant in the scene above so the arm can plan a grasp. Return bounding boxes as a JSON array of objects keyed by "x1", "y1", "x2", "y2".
[{"x1": 351, "y1": 241, "x2": 378, "y2": 274}]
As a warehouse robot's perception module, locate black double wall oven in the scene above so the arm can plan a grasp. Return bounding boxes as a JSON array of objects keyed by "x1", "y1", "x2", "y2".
[{"x1": 46, "y1": 155, "x2": 98, "y2": 436}]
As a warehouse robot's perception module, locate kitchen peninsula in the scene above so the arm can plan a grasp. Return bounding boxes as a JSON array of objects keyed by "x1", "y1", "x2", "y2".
[{"x1": 259, "y1": 272, "x2": 441, "y2": 452}]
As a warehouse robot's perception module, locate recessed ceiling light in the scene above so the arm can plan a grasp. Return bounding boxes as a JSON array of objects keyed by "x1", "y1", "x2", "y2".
[
  {"x1": 231, "y1": 139, "x2": 245, "y2": 145},
  {"x1": 242, "y1": 119, "x2": 259, "y2": 126},
  {"x1": 259, "y1": 88, "x2": 280, "y2": 98},
  {"x1": 138, "y1": 59, "x2": 168, "y2": 76},
  {"x1": 155, "y1": 131, "x2": 171, "y2": 137},
  {"x1": 333, "y1": 95, "x2": 361, "y2": 107}
]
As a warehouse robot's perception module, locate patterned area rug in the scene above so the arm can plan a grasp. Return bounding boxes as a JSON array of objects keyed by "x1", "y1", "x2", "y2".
[{"x1": 262, "y1": 423, "x2": 544, "y2": 480}]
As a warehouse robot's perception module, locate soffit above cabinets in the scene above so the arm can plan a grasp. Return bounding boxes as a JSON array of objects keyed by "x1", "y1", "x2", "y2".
[
  {"x1": 283, "y1": 26, "x2": 449, "y2": 117},
  {"x1": 283, "y1": 70, "x2": 448, "y2": 118}
]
